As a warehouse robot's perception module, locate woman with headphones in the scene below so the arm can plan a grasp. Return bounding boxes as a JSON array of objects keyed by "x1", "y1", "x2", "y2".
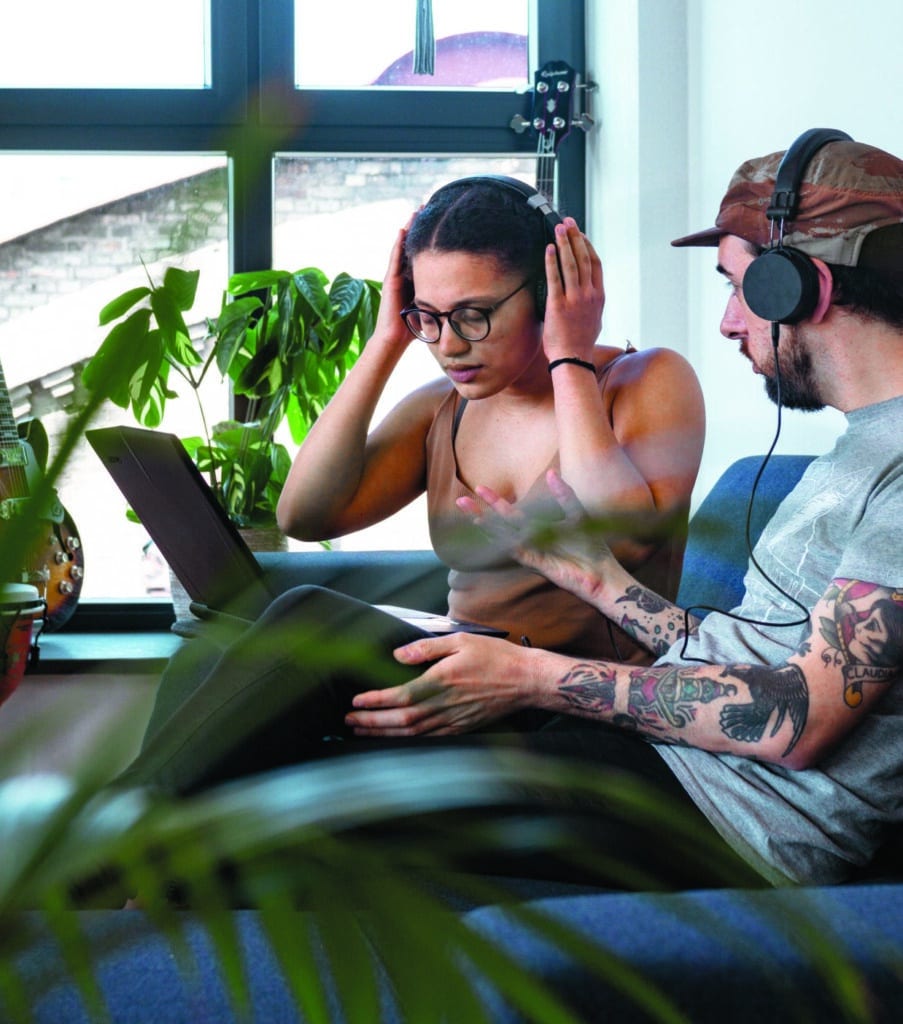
[{"x1": 278, "y1": 176, "x2": 705, "y2": 663}]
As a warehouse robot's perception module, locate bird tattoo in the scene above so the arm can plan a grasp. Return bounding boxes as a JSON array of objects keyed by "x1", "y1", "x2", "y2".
[{"x1": 719, "y1": 663, "x2": 809, "y2": 756}]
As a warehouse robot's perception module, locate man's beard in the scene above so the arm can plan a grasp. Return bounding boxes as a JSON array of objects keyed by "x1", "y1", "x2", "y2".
[{"x1": 763, "y1": 327, "x2": 825, "y2": 412}]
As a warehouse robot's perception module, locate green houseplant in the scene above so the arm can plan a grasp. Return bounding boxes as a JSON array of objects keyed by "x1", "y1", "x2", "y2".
[{"x1": 82, "y1": 263, "x2": 381, "y2": 529}]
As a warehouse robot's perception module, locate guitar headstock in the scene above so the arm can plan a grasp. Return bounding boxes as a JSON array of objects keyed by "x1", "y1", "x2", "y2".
[{"x1": 529, "y1": 60, "x2": 578, "y2": 159}]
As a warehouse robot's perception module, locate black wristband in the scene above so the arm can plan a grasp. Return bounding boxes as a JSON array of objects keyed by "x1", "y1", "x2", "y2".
[{"x1": 548, "y1": 357, "x2": 596, "y2": 375}]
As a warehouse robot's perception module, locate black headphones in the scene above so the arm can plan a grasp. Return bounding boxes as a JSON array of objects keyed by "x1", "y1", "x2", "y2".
[
  {"x1": 742, "y1": 128, "x2": 853, "y2": 325},
  {"x1": 425, "y1": 175, "x2": 563, "y2": 319}
]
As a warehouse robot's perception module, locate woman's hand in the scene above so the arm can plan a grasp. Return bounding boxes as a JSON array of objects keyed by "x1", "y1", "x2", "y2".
[
  {"x1": 541, "y1": 218, "x2": 605, "y2": 364},
  {"x1": 456, "y1": 469, "x2": 621, "y2": 609},
  {"x1": 372, "y1": 221, "x2": 419, "y2": 350},
  {"x1": 345, "y1": 633, "x2": 543, "y2": 736}
]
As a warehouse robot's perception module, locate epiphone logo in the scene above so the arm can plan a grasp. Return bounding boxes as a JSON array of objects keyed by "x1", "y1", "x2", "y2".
[{"x1": 540, "y1": 68, "x2": 570, "y2": 80}]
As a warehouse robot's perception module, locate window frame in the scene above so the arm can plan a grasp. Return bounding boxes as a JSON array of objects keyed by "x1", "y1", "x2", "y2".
[{"x1": 0, "y1": 0, "x2": 586, "y2": 630}]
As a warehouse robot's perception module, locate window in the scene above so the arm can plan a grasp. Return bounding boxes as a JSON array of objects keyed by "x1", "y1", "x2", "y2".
[
  {"x1": 0, "y1": 1, "x2": 211, "y2": 89},
  {"x1": 0, "y1": 0, "x2": 586, "y2": 616},
  {"x1": 293, "y1": 0, "x2": 528, "y2": 89},
  {"x1": 0, "y1": 154, "x2": 228, "y2": 601}
]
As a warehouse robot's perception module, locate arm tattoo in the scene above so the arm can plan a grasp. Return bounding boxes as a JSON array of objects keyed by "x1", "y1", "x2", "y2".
[
  {"x1": 627, "y1": 665, "x2": 736, "y2": 734},
  {"x1": 559, "y1": 662, "x2": 617, "y2": 714},
  {"x1": 820, "y1": 580, "x2": 903, "y2": 708},
  {"x1": 719, "y1": 664, "x2": 808, "y2": 756},
  {"x1": 614, "y1": 584, "x2": 695, "y2": 656},
  {"x1": 557, "y1": 660, "x2": 811, "y2": 757}
]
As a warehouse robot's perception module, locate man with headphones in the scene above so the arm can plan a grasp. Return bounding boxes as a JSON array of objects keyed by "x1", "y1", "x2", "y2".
[{"x1": 353, "y1": 132, "x2": 903, "y2": 887}]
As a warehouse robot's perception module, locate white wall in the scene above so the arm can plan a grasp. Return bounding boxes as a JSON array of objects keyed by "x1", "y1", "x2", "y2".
[{"x1": 586, "y1": 0, "x2": 903, "y2": 500}]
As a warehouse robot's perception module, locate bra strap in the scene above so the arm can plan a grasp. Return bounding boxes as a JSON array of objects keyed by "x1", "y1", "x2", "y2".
[{"x1": 451, "y1": 396, "x2": 469, "y2": 445}]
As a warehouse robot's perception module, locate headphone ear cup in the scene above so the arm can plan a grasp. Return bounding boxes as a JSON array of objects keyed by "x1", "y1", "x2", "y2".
[{"x1": 742, "y1": 247, "x2": 821, "y2": 325}]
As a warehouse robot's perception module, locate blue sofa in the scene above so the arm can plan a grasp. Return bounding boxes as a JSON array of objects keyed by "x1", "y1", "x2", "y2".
[{"x1": 7, "y1": 456, "x2": 902, "y2": 1022}]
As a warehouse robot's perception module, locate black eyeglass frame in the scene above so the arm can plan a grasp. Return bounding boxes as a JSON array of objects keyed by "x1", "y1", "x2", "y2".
[{"x1": 399, "y1": 277, "x2": 534, "y2": 343}]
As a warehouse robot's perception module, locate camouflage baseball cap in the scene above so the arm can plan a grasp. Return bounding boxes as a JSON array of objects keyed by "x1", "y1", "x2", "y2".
[{"x1": 672, "y1": 139, "x2": 903, "y2": 272}]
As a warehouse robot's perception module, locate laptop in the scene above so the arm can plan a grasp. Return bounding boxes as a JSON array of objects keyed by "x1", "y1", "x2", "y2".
[{"x1": 86, "y1": 425, "x2": 506, "y2": 636}]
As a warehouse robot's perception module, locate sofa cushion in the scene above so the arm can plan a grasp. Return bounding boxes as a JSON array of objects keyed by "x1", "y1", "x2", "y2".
[
  {"x1": 678, "y1": 454, "x2": 815, "y2": 614},
  {"x1": 463, "y1": 882, "x2": 903, "y2": 1023},
  {"x1": 9, "y1": 883, "x2": 901, "y2": 1023}
]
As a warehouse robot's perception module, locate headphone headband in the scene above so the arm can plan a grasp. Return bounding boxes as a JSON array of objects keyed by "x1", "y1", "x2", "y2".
[
  {"x1": 427, "y1": 174, "x2": 563, "y2": 238},
  {"x1": 766, "y1": 128, "x2": 854, "y2": 225},
  {"x1": 743, "y1": 128, "x2": 854, "y2": 325},
  {"x1": 424, "y1": 175, "x2": 563, "y2": 319}
]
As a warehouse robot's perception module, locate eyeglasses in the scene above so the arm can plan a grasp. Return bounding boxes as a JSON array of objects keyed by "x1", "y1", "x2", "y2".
[{"x1": 400, "y1": 278, "x2": 532, "y2": 343}]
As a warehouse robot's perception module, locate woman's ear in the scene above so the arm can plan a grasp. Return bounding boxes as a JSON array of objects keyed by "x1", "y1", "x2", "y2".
[{"x1": 809, "y1": 258, "x2": 835, "y2": 323}]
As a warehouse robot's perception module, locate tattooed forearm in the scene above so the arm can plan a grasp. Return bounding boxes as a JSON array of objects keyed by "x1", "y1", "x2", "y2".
[
  {"x1": 559, "y1": 662, "x2": 617, "y2": 714},
  {"x1": 614, "y1": 585, "x2": 698, "y2": 656},
  {"x1": 551, "y1": 582, "x2": 902, "y2": 761},
  {"x1": 556, "y1": 657, "x2": 812, "y2": 758},
  {"x1": 719, "y1": 663, "x2": 808, "y2": 756},
  {"x1": 819, "y1": 579, "x2": 903, "y2": 707},
  {"x1": 627, "y1": 665, "x2": 736, "y2": 734}
]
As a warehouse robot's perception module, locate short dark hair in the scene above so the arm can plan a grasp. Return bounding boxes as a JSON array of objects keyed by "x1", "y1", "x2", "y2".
[
  {"x1": 404, "y1": 179, "x2": 547, "y2": 283},
  {"x1": 828, "y1": 262, "x2": 903, "y2": 329},
  {"x1": 828, "y1": 223, "x2": 903, "y2": 328}
]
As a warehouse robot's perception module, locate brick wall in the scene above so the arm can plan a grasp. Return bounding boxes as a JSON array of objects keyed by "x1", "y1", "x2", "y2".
[{"x1": 0, "y1": 153, "x2": 531, "y2": 413}]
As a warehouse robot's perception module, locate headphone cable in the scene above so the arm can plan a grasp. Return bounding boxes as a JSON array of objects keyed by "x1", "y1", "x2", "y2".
[{"x1": 678, "y1": 321, "x2": 810, "y2": 663}]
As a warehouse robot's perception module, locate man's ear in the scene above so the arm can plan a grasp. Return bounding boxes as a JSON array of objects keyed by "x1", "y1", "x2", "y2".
[{"x1": 809, "y1": 258, "x2": 835, "y2": 323}]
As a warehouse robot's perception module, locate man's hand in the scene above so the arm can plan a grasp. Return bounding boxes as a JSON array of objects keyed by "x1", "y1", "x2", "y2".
[{"x1": 344, "y1": 633, "x2": 546, "y2": 737}]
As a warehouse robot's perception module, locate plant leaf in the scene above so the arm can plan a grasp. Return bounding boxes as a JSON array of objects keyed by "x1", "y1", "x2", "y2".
[
  {"x1": 294, "y1": 269, "x2": 331, "y2": 323},
  {"x1": 235, "y1": 336, "x2": 282, "y2": 397},
  {"x1": 228, "y1": 269, "x2": 291, "y2": 294},
  {"x1": 81, "y1": 308, "x2": 153, "y2": 406},
  {"x1": 149, "y1": 286, "x2": 191, "y2": 355},
  {"x1": 162, "y1": 266, "x2": 200, "y2": 312},
  {"x1": 98, "y1": 286, "x2": 151, "y2": 326},
  {"x1": 213, "y1": 296, "x2": 262, "y2": 376},
  {"x1": 329, "y1": 273, "x2": 364, "y2": 321},
  {"x1": 128, "y1": 329, "x2": 166, "y2": 425}
]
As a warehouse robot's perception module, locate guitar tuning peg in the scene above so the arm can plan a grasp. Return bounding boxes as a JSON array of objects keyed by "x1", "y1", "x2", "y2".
[
  {"x1": 572, "y1": 112, "x2": 595, "y2": 133},
  {"x1": 509, "y1": 113, "x2": 530, "y2": 134}
]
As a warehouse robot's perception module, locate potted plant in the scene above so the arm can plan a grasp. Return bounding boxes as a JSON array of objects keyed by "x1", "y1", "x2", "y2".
[{"x1": 82, "y1": 263, "x2": 381, "y2": 532}]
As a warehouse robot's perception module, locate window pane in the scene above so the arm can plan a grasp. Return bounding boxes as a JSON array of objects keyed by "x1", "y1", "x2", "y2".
[
  {"x1": 294, "y1": 0, "x2": 528, "y2": 88},
  {"x1": 273, "y1": 153, "x2": 535, "y2": 551},
  {"x1": 0, "y1": 1, "x2": 211, "y2": 89},
  {"x1": 0, "y1": 154, "x2": 228, "y2": 602}
]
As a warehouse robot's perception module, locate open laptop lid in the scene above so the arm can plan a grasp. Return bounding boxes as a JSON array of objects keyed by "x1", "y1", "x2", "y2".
[{"x1": 86, "y1": 425, "x2": 275, "y2": 621}]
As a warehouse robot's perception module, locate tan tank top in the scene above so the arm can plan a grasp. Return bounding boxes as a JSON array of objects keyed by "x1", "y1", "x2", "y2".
[{"x1": 424, "y1": 354, "x2": 681, "y2": 661}]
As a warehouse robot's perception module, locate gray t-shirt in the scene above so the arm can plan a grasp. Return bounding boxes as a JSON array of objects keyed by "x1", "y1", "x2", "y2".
[{"x1": 657, "y1": 395, "x2": 903, "y2": 885}]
